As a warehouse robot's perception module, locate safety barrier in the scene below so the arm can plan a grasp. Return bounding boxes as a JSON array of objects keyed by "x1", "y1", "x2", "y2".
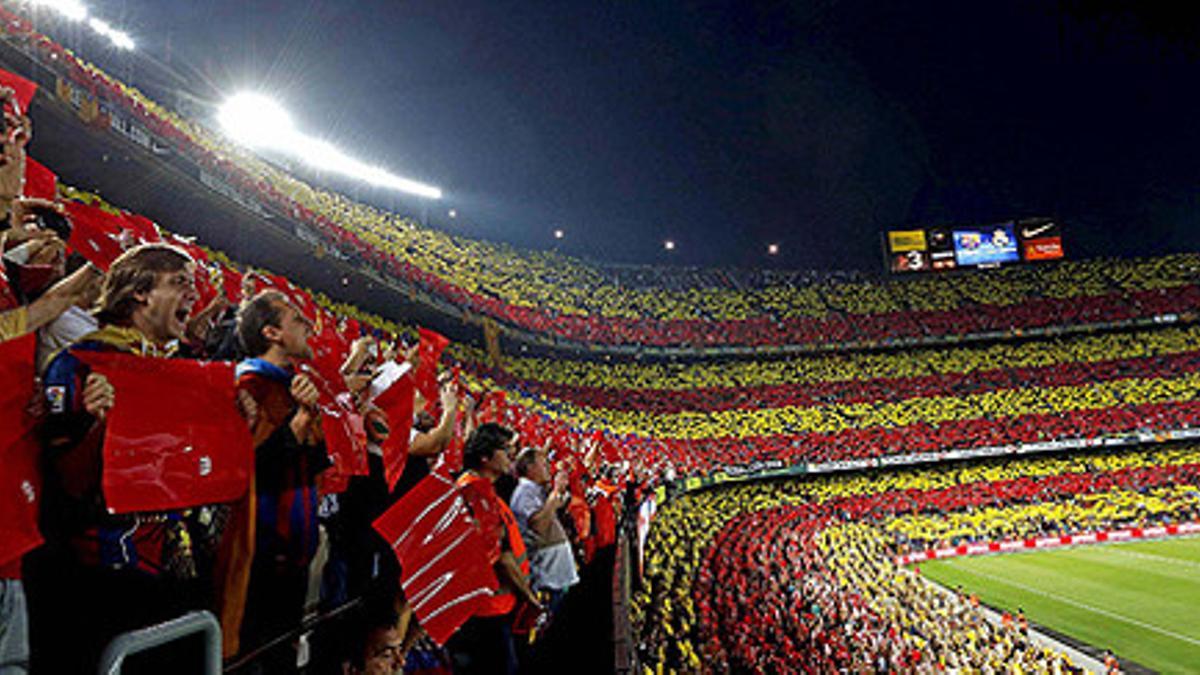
[{"x1": 98, "y1": 610, "x2": 221, "y2": 675}]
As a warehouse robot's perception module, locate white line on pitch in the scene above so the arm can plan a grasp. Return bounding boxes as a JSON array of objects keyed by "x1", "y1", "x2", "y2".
[{"x1": 944, "y1": 560, "x2": 1200, "y2": 647}]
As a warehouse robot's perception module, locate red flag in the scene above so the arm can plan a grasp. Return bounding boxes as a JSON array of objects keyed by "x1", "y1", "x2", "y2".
[
  {"x1": 0, "y1": 335, "x2": 42, "y2": 566},
  {"x1": 414, "y1": 328, "x2": 449, "y2": 404},
  {"x1": 192, "y1": 262, "x2": 218, "y2": 310},
  {"x1": 374, "y1": 371, "x2": 415, "y2": 491},
  {"x1": 341, "y1": 318, "x2": 362, "y2": 345},
  {"x1": 373, "y1": 473, "x2": 499, "y2": 645},
  {"x1": 265, "y1": 273, "x2": 315, "y2": 321},
  {"x1": 293, "y1": 363, "x2": 367, "y2": 496},
  {"x1": 64, "y1": 201, "x2": 134, "y2": 271},
  {"x1": 164, "y1": 233, "x2": 207, "y2": 264},
  {"x1": 220, "y1": 265, "x2": 245, "y2": 304},
  {"x1": 0, "y1": 67, "x2": 37, "y2": 116},
  {"x1": 319, "y1": 395, "x2": 369, "y2": 496},
  {"x1": 440, "y1": 404, "x2": 467, "y2": 477},
  {"x1": 75, "y1": 352, "x2": 254, "y2": 513},
  {"x1": 478, "y1": 390, "x2": 507, "y2": 424},
  {"x1": 23, "y1": 156, "x2": 56, "y2": 200},
  {"x1": 120, "y1": 213, "x2": 162, "y2": 243}
]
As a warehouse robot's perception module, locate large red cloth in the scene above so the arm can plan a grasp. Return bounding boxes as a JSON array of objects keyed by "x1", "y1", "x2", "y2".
[
  {"x1": 220, "y1": 265, "x2": 244, "y2": 303},
  {"x1": 0, "y1": 335, "x2": 42, "y2": 567},
  {"x1": 75, "y1": 352, "x2": 253, "y2": 513},
  {"x1": 120, "y1": 213, "x2": 162, "y2": 243},
  {"x1": 319, "y1": 394, "x2": 368, "y2": 495},
  {"x1": 295, "y1": 364, "x2": 367, "y2": 495},
  {"x1": 23, "y1": 156, "x2": 56, "y2": 200},
  {"x1": 64, "y1": 201, "x2": 134, "y2": 271},
  {"x1": 0, "y1": 67, "x2": 37, "y2": 115},
  {"x1": 374, "y1": 371, "x2": 415, "y2": 491},
  {"x1": 477, "y1": 390, "x2": 507, "y2": 425},
  {"x1": 415, "y1": 328, "x2": 449, "y2": 404},
  {"x1": 373, "y1": 473, "x2": 498, "y2": 645}
]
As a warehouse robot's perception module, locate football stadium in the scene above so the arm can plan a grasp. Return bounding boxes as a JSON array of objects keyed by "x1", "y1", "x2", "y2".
[{"x1": 0, "y1": 1, "x2": 1198, "y2": 674}]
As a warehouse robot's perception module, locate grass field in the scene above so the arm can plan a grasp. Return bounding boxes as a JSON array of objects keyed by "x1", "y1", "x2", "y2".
[{"x1": 921, "y1": 537, "x2": 1200, "y2": 674}]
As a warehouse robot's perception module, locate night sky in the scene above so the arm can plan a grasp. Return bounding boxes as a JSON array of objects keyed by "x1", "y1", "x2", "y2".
[{"x1": 68, "y1": 1, "x2": 1200, "y2": 272}]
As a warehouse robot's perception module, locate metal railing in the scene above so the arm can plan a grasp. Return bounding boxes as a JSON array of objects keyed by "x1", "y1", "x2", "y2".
[{"x1": 98, "y1": 610, "x2": 222, "y2": 675}]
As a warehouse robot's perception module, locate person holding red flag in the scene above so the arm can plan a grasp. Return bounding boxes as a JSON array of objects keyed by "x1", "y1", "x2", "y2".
[
  {"x1": 449, "y1": 423, "x2": 541, "y2": 675},
  {"x1": 229, "y1": 289, "x2": 330, "y2": 663},
  {"x1": 33, "y1": 243, "x2": 216, "y2": 673}
]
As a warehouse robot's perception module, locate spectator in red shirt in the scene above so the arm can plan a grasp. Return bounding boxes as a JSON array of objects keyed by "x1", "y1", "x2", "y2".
[{"x1": 450, "y1": 423, "x2": 540, "y2": 675}]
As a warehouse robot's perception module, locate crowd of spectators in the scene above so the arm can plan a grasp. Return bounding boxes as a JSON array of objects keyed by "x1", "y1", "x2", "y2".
[
  {"x1": 2, "y1": 11, "x2": 1200, "y2": 673},
  {"x1": 474, "y1": 324, "x2": 1200, "y2": 478},
  {"x1": 634, "y1": 445, "x2": 1200, "y2": 673},
  {"x1": 3, "y1": 8, "x2": 1199, "y2": 350},
  {"x1": 0, "y1": 79, "x2": 624, "y2": 674}
]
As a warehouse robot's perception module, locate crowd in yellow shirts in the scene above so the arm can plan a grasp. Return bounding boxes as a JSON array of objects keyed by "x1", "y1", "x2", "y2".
[
  {"x1": 633, "y1": 445, "x2": 1200, "y2": 673},
  {"x1": 18, "y1": 7, "x2": 1200, "y2": 348}
]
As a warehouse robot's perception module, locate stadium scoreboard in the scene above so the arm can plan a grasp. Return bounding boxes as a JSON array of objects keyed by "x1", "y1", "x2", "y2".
[{"x1": 884, "y1": 218, "x2": 1063, "y2": 274}]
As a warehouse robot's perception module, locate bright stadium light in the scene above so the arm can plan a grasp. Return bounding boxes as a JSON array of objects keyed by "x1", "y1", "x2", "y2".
[
  {"x1": 88, "y1": 17, "x2": 135, "y2": 50},
  {"x1": 767, "y1": 243, "x2": 780, "y2": 255},
  {"x1": 218, "y1": 92, "x2": 442, "y2": 200},
  {"x1": 218, "y1": 93, "x2": 296, "y2": 147},
  {"x1": 30, "y1": 0, "x2": 88, "y2": 21},
  {"x1": 664, "y1": 239, "x2": 676, "y2": 251},
  {"x1": 553, "y1": 228, "x2": 564, "y2": 240}
]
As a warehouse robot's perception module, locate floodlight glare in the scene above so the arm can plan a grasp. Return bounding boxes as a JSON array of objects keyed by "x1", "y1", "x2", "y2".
[
  {"x1": 86, "y1": 17, "x2": 133, "y2": 49},
  {"x1": 108, "y1": 28, "x2": 135, "y2": 50},
  {"x1": 218, "y1": 93, "x2": 442, "y2": 199},
  {"x1": 553, "y1": 229, "x2": 564, "y2": 240},
  {"x1": 218, "y1": 93, "x2": 296, "y2": 148},
  {"x1": 664, "y1": 240, "x2": 676, "y2": 251},
  {"x1": 32, "y1": 0, "x2": 87, "y2": 21}
]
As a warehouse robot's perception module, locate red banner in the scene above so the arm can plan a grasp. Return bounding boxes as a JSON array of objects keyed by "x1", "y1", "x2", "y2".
[
  {"x1": 373, "y1": 473, "x2": 498, "y2": 645},
  {"x1": 320, "y1": 395, "x2": 369, "y2": 495},
  {"x1": 64, "y1": 201, "x2": 135, "y2": 271},
  {"x1": 375, "y1": 372, "x2": 415, "y2": 491},
  {"x1": 23, "y1": 156, "x2": 56, "y2": 200},
  {"x1": 415, "y1": 328, "x2": 449, "y2": 405},
  {"x1": 76, "y1": 352, "x2": 253, "y2": 513},
  {"x1": 0, "y1": 335, "x2": 42, "y2": 566},
  {"x1": 0, "y1": 67, "x2": 37, "y2": 115}
]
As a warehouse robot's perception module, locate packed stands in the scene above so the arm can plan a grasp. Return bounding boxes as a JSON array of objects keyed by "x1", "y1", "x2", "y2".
[
  {"x1": 2, "y1": 4, "x2": 1198, "y2": 353},
  {"x1": 4, "y1": 4, "x2": 1200, "y2": 673},
  {"x1": 634, "y1": 445, "x2": 1200, "y2": 672},
  {"x1": 471, "y1": 325, "x2": 1200, "y2": 478}
]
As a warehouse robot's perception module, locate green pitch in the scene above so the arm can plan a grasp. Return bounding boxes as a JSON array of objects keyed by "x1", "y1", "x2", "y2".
[{"x1": 920, "y1": 537, "x2": 1200, "y2": 674}]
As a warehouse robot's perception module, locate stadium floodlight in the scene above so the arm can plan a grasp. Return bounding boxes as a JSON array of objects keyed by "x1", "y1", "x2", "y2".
[
  {"x1": 30, "y1": 0, "x2": 88, "y2": 21},
  {"x1": 218, "y1": 92, "x2": 442, "y2": 200},
  {"x1": 553, "y1": 228, "x2": 564, "y2": 240},
  {"x1": 88, "y1": 17, "x2": 135, "y2": 50},
  {"x1": 664, "y1": 239, "x2": 676, "y2": 251},
  {"x1": 448, "y1": 209, "x2": 457, "y2": 218},
  {"x1": 767, "y1": 243, "x2": 780, "y2": 255},
  {"x1": 218, "y1": 93, "x2": 296, "y2": 148}
]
